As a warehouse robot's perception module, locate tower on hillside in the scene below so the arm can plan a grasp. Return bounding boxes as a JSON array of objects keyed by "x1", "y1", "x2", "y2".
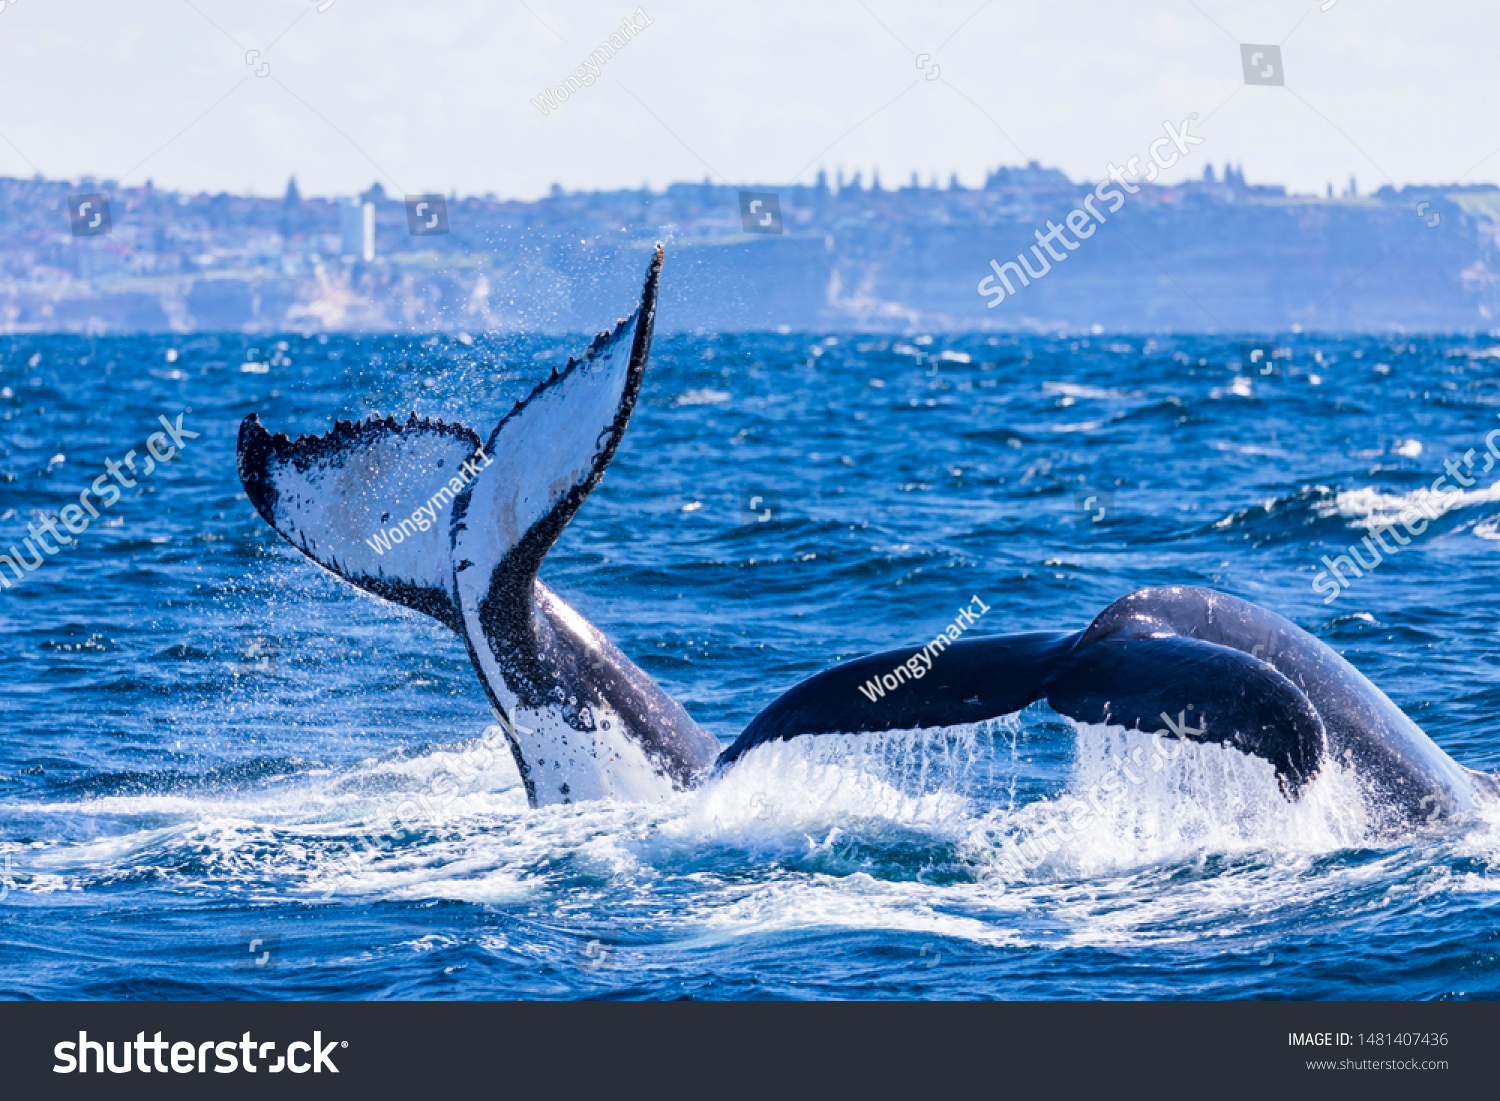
[
  {"x1": 341, "y1": 199, "x2": 374, "y2": 262},
  {"x1": 279, "y1": 176, "x2": 303, "y2": 239}
]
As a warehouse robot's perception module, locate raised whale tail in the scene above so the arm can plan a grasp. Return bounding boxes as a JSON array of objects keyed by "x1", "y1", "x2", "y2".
[
  {"x1": 235, "y1": 246, "x2": 719, "y2": 807},
  {"x1": 240, "y1": 250, "x2": 720, "y2": 810},
  {"x1": 237, "y1": 245, "x2": 665, "y2": 637}
]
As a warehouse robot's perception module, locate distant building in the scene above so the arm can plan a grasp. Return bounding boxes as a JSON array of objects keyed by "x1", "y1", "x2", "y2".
[
  {"x1": 985, "y1": 161, "x2": 1072, "y2": 193},
  {"x1": 340, "y1": 200, "x2": 374, "y2": 261}
]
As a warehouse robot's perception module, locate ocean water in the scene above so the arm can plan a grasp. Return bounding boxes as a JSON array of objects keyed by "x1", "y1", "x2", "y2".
[{"x1": 3, "y1": 330, "x2": 1500, "y2": 1000}]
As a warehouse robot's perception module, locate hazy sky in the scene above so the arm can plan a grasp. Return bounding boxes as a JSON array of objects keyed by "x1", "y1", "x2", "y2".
[{"x1": 1, "y1": 0, "x2": 1496, "y2": 200}]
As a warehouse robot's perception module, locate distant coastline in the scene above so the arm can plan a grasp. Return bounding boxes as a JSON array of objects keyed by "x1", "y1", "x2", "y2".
[{"x1": 2, "y1": 166, "x2": 1497, "y2": 334}]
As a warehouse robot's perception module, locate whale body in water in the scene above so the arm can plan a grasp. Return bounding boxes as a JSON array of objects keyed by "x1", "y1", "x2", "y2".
[{"x1": 237, "y1": 246, "x2": 1497, "y2": 828}]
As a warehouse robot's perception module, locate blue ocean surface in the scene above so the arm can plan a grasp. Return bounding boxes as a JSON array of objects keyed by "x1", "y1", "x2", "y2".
[{"x1": 2, "y1": 329, "x2": 1500, "y2": 1000}]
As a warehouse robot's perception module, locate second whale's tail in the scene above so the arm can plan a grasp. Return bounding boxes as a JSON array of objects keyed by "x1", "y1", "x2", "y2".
[{"x1": 723, "y1": 586, "x2": 1491, "y2": 827}]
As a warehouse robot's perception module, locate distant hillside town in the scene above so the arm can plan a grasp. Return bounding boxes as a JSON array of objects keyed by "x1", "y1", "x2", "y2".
[{"x1": 1, "y1": 163, "x2": 1497, "y2": 333}]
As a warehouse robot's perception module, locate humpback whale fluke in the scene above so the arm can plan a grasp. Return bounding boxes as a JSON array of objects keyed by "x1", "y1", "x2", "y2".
[
  {"x1": 726, "y1": 586, "x2": 1498, "y2": 827},
  {"x1": 238, "y1": 245, "x2": 1498, "y2": 829},
  {"x1": 239, "y1": 246, "x2": 720, "y2": 806}
]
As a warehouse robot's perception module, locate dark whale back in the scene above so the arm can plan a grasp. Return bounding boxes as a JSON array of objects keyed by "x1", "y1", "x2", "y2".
[
  {"x1": 722, "y1": 586, "x2": 1494, "y2": 827},
  {"x1": 1072, "y1": 587, "x2": 1492, "y2": 825}
]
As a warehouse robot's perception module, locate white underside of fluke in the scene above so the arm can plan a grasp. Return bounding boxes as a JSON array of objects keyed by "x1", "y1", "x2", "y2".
[
  {"x1": 512, "y1": 702, "x2": 678, "y2": 805},
  {"x1": 446, "y1": 299, "x2": 658, "y2": 806},
  {"x1": 451, "y1": 314, "x2": 637, "y2": 619},
  {"x1": 461, "y1": 588, "x2": 682, "y2": 807},
  {"x1": 247, "y1": 416, "x2": 481, "y2": 605},
  {"x1": 243, "y1": 249, "x2": 685, "y2": 811}
]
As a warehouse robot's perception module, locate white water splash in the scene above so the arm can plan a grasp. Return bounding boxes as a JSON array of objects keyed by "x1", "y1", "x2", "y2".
[
  {"x1": 679, "y1": 722, "x2": 1008, "y2": 845},
  {"x1": 969, "y1": 723, "x2": 1370, "y2": 888},
  {"x1": 7, "y1": 712, "x2": 1500, "y2": 954},
  {"x1": 1318, "y1": 480, "x2": 1500, "y2": 530}
]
